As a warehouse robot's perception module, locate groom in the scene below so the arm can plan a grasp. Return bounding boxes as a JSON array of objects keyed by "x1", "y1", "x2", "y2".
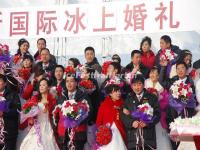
[
  {"x1": 121, "y1": 74, "x2": 160, "y2": 150},
  {"x1": 56, "y1": 74, "x2": 92, "y2": 150}
]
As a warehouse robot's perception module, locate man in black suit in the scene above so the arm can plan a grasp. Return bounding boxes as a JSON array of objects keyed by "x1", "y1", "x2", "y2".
[
  {"x1": 0, "y1": 74, "x2": 21, "y2": 150},
  {"x1": 56, "y1": 74, "x2": 92, "y2": 150},
  {"x1": 121, "y1": 74, "x2": 160, "y2": 150},
  {"x1": 124, "y1": 50, "x2": 149, "y2": 79},
  {"x1": 35, "y1": 48, "x2": 56, "y2": 78}
]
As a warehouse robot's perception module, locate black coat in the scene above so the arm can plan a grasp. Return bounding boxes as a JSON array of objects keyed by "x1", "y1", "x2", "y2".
[
  {"x1": 3, "y1": 88, "x2": 21, "y2": 140},
  {"x1": 120, "y1": 89, "x2": 160, "y2": 149},
  {"x1": 85, "y1": 57, "x2": 102, "y2": 73},
  {"x1": 83, "y1": 78, "x2": 100, "y2": 124},
  {"x1": 51, "y1": 78, "x2": 66, "y2": 89}
]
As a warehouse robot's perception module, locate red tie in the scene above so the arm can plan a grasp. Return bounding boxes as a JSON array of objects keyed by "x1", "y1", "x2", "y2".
[{"x1": 0, "y1": 93, "x2": 4, "y2": 97}]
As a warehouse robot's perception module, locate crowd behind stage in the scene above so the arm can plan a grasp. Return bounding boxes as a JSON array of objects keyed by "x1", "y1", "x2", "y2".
[{"x1": 0, "y1": 35, "x2": 200, "y2": 150}]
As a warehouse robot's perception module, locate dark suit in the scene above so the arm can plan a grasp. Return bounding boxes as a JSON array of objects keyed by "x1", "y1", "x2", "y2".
[
  {"x1": 35, "y1": 61, "x2": 56, "y2": 77},
  {"x1": 56, "y1": 88, "x2": 92, "y2": 150},
  {"x1": 0, "y1": 88, "x2": 21, "y2": 150}
]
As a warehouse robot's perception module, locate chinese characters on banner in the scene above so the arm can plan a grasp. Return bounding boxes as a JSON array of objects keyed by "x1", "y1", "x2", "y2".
[{"x1": 0, "y1": 0, "x2": 199, "y2": 39}]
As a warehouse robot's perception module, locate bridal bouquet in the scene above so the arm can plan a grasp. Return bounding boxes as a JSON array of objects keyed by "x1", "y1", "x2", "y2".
[
  {"x1": 95, "y1": 124, "x2": 112, "y2": 146},
  {"x1": 169, "y1": 80, "x2": 196, "y2": 113},
  {"x1": 61, "y1": 99, "x2": 89, "y2": 128},
  {"x1": 131, "y1": 103, "x2": 154, "y2": 124},
  {"x1": 101, "y1": 61, "x2": 112, "y2": 75},
  {"x1": 65, "y1": 66, "x2": 76, "y2": 74},
  {"x1": 18, "y1": 68, "x2": 32, "y2": 81},
  {"x1": 79, "y1": 79, "x2": 96, "y2": 94},
  {"x1": 20, "y1": 100, "x2": 40, "y2": 124},
  {"x1": 160, "y1": 49, "x2": 176, "y2": 62}
]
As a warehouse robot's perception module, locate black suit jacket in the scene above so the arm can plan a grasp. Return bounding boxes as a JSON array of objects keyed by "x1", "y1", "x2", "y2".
[
  {"x1": 35, "y1": 61, "x2": 56, "y2": 77},
  {"x1": 3, "y1": 87, "x2": 21, "y2": 139}
]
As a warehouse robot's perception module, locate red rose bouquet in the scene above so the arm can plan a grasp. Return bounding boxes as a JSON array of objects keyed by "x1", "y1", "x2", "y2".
[
  {"x1": 79, "y1": 79, "x2": 96, "y2": 94},
  {"x1": 160, "y1": 49, "x2": 176, "y2": 62},
  {"x1": 65, "y1": 66, "x2": 76, "y2": 74},
  {"x1": 18, "y1": 68, "x2": 32, "y2": 81},
  {"x1": 60, "y1": 99, "x2": 89, "y2": 128},
  {"x1": 95, "y1": 124, "x2": 112, "y2": 146},
  {"x1": 20, "y1": 101, "x2": 39, "y2": 124},
  {"x1": 101, "y1": 61, "x2": 112, "y2": 75}
]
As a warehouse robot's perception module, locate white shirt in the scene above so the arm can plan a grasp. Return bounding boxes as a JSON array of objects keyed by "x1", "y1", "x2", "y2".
[
  {"x1": 68, "y1": 90, "x2": 77, "y2": 99},
  {"x1": 136, "y1": 92, "x2": 144, "y2": 101},
  {"x1": 42, "y1": 63, "x2": 49, "y2": 69},
  {"x1": 179, "y1": 77, "x2": 187, "y2": 83}
]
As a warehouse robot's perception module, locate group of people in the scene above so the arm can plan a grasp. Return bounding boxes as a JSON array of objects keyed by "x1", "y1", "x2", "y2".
[{"x1": 0, "y1": 35, "x2": 200, "y2": 150}]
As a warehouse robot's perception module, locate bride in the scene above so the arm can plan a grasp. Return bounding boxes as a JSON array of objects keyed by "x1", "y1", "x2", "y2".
[{"x1": 19, "y1": 78, "x2": 59, "y2": 150}]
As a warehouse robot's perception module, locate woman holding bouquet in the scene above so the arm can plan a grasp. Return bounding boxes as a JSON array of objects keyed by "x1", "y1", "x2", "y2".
[
  {"x1": 79, "y1": 66, "x2": 99, "y2": 124},
  {"x1": 77, "y1": 66, "x2": 99, "y2": 150},
  {"x1": 22, "y1": 68, "x2": 45, "y2": 101},
  {"x1": 155, "y1": 35, "x2": 181, "y2": 71},
  {"x1": 121, "y1": 74, "x2": 160, "y2": 150},
  {"x1": 19, "y1": 78, "x2": 59, "y2": 150},
  {"x1": 96, "y1": 83, "x2": 127, "y2": 150}
]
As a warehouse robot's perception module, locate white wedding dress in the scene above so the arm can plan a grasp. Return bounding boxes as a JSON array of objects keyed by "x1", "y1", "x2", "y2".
[{"x1": 19, "y1": 102, "x2": 59, "y2": 150}]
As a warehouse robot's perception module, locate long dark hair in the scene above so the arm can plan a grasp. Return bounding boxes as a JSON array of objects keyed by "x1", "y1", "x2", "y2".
[
  {"x1": 177, "y1": 50, "x2": 192, "y2": 68},
  {"x1": 160, "y1": 35, "x2": 172, "y2": 47},
  {"x1": 37, "y1": 78, "x2": 50, "y2": 101},
  {"x1": 17, "y1": 38, "x2": 30, "y2": 56},
  {"x1": 68, "y1": 58, "x2": 80, "y2": 68},
  {"x1": 140, "y1": 36, "x2": 152, "y2": 52}
]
